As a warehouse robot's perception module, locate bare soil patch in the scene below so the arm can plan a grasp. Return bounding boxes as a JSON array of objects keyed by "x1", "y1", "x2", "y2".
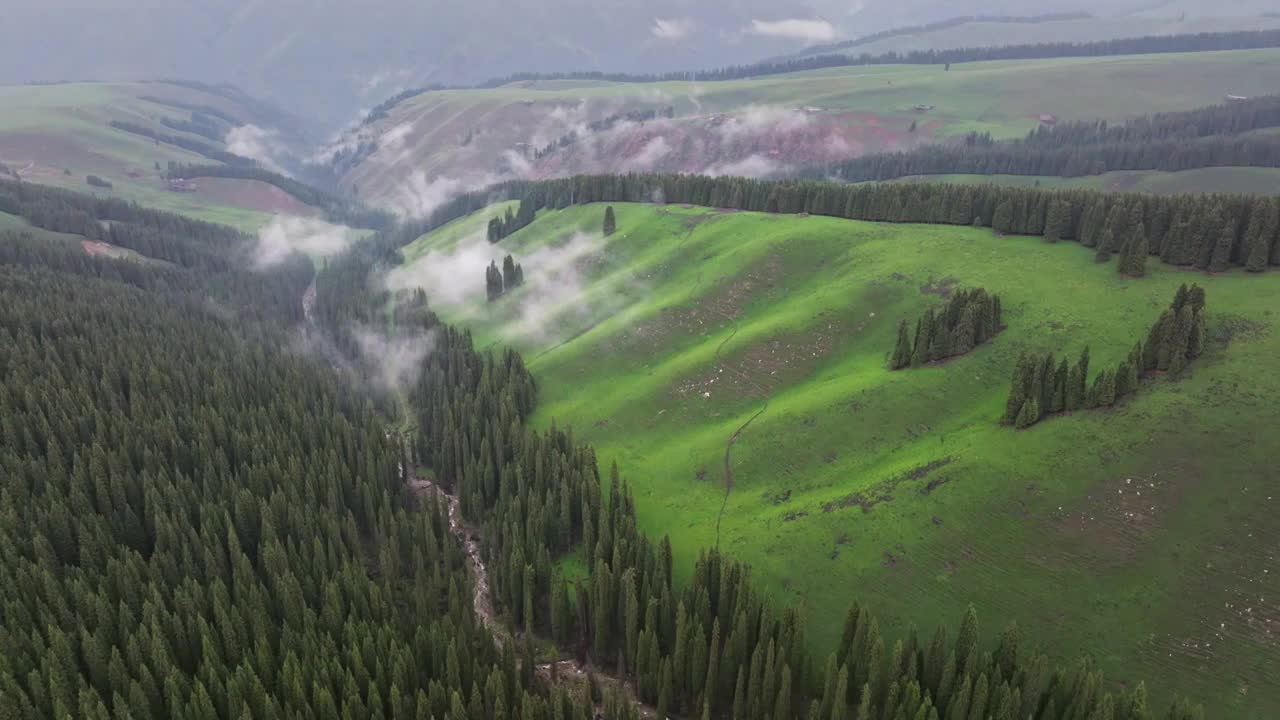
[{"x1": 194, "y1": 177, "x2": 320, "y2": 216}]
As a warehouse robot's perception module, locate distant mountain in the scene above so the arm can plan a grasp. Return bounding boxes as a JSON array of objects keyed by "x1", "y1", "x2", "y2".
[{"x1": 3, "y1": 0, "x2": 1267, "y2": 131}]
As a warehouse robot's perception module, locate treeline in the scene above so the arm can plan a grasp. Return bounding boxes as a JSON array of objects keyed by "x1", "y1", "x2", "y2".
[
  {"x1": 534, "y1": 107, "x2": 675, "y2": 160},
  {"x1": 890, "y1": 289, "x2": 1003, "y2": 369},
  {"x1": 159, "y1": 111, "x2": 230, "y2": 143},
  {"x1": 488, "y1": 198, "x2": 538, "y2": 243},
  {"x1": 811, "y1": 94, "x2": 1280, "y2": 183},
  {"x1": 109, "y1": 120, "x2": 255, "y2": 166},
  {"x1": 166, "y1": 163, "x2": 396, "y2": 230},
  {"x1": 1003, "y1": 286, "x2": 1206, "y2": 428},
  {"x1": 0, "y1": 179, "x2": 312, "y2": 325},
  {"x1": 816, "y1": 135, "x2": 1280, "y2": 182},
  {"x1": 410, "y1": 173, "x2": 1280, "y2": 276},
  {"x1": 486, "y1": 254, "x2": 525, "y2": 301}
]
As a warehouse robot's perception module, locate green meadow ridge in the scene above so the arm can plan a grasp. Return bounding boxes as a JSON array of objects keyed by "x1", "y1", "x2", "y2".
[{"x1": 396, "y1": 174, "x2": 1280, "y2": 718}]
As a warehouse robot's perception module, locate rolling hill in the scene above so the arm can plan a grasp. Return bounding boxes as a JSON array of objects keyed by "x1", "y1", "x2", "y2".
[
  {"x1": 0, "y1": 80, "x2": 315, "y2": 231},
  {"x1": 334, "y1": 48, "x2": 1280, "y2": 208},
  {"x1": 394, "y1": 197, "x2": 1280, "y2": 718}
]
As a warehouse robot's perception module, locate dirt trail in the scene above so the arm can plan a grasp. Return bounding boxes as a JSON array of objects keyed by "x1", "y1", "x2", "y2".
[{"x1": 710, "y1": 310, "x2": 772, "y2": 548}]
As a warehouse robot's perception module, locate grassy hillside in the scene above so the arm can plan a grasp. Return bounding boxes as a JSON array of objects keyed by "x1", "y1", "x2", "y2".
[
  {"x1": 888, "y1": 167, "x2": 1280, "y2": 195},
  {"x1": 0, "y1": 82, "x2": 315, "y2": 231},
  {"x1": 343, "y1": 48, "x2": 1280, "y2": 202},
  {"x1": 401, "y1": 201, "x2": 1280, "y2": 718},
  {"x1": 802, "y1": 14, "x2": 1280, "y2": 59}
]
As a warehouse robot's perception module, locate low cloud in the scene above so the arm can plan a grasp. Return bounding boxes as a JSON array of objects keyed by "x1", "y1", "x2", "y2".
[
  {"x1": 703, "y1": 154, "x2": 785, "y2": 179},
  {"x1": 226, "y1": 124, "x2": 288, "y2": 173},
  {"x1": 253, "y1": 216, "x2": 353, "y2": 268},
  {"x1": 748, "y1": 18, "x2": 837, "y2": 42},
  {"x1": 386, "y1": 229, "x2": 505, "y2": 305},
  {"x1": 387, "y1": 230, "x2": 623, "y2": 344},
  {"x1": 621, "y1": 137, "x2": 672, "y2": 172},
  {"x1": 506, "y1": 232, "x2": 609, "y2": 342},
  {"x1": 382, "y1": 171, "x2": 473, "y2": 219},
  {"x1": 652, "y1": 17, "x2": 696, "y2": 40},
  {"x1": 353, "y1": 328, "x2": 436, "y2": 394},
  {"x1": 716, "y1": 105, "x2": 811, "y2": 140}
]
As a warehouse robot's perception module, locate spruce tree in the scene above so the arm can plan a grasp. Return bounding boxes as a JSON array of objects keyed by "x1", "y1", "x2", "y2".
[
  {"x1": 1119, "y1": 222, "x2": 1148, "y2": 277},
  {"x1": 1207, "y1": 224, "x2": 1235, "y2": 273},
  {"x1": 891, "y1": 320, "x2": 913, "y2": 370},
  {"x1": 603, "y1": 206, "x2": 617, "y2": 236}
]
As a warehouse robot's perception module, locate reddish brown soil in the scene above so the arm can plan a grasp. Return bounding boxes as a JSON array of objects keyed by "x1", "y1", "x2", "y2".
[{"x1": 194, "y1": 178, "x2": 320, "y2": 216}]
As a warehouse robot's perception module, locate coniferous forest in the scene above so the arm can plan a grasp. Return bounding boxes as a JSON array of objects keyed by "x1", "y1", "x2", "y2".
[{"x1": 0, "y1": 171, "x2": 1231, "y2": 719}]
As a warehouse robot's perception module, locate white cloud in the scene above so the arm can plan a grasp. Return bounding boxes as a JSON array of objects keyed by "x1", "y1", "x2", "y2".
[
  {"x1": 748, "y1": 18, "x2": 837, "y2": 42},
  {"x1": 703, "y1": 154, "x2": 784, "y2": 179},
  {"x1": 385, "y1": 230, "x2": 505, "y2": 306},
  {"x1": 253, "y1": 216, "x2": 353, "y2": 268},
  {"x1": 716, "y1": 105, "x2": 812, "y2": 140},
  {"x1": 225, "y1": 124, "x2": 288, "y2": 173},
  {"x1": 652, "y1": 17, "x2": 696, "y2": 40},
  {"x1": 353, "y1": 328, "x2": 436, "y2": 394},
  {"x1": 622, "y1": 136, "x2": 673, "y2": 172}
]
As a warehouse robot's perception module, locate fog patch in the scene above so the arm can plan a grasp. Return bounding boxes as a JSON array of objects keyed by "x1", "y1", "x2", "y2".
[
  {"x1": 704, "y1": 154, "x2": 786, "y2": 179},
  {"x1": 621, "y1": 136, "x2": 673, "y2": 172},
  {"x1": 226, "y1": 124, "x2": 288, "y2": 173},
  {"x1": 748, "y1": 18, "x2": 837, "y2": 42},
  {"x1": 254, "y1": 216, "x2": 353, "y2": 268},
  {"x1": 353, "y1": 327, "x2": 436, "y2": 394},
  {"x1": 502, "y1": 232, "x2": 613, "y2": 343},
  {"x1": 716, "y1": 106, "x2": 811, "y2": 140},
  {"x1": 386, "y1": 230, "x2": 505, "y2": 306}
]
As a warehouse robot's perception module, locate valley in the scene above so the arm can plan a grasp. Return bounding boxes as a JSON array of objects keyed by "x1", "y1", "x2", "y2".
[{"x1": 402, "y1": 199, "x2": 1280, "y2": 716}]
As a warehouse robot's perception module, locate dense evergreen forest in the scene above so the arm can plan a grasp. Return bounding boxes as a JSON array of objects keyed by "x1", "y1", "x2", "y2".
[
  {"x1": 0, "y1": 173, "x2": 1223, "y2": 718},
  {"x1": 165, "y1": 164, "x2": 395, "y2": 230},
  {"x1": 810, "y1": 95, "x2": 1280, "y2": 183}
]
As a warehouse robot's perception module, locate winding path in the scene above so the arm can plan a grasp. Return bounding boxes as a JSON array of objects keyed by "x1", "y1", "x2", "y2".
[{"x1": 709, "y1": 311, "x2": 772, "y2": 549}]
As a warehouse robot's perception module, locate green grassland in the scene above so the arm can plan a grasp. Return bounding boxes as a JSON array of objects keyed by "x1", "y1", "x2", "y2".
[
  {"x1": 888, "y1": 167, "x2": 1280, "y2": 195},
  {"x1": 799, "y1": 14, "x2": 1280, "y2": 60},
  {"x1": 0, "y1": 82, "x2": 314, "y2": 231},
  {"x1": 404, "y1": 201, "x2": 1280, "y2": 718}
]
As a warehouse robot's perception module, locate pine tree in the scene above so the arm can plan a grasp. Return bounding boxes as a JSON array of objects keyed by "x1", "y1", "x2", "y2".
[
  {"x1": 1014, "y1": 398, "x2": 1041, "y2": 429},
  {"x1": 1119, "y1": 221, "x2": 1148, "y2": 277},
  {"x1": 890, "y1": 320, "x2": 913, "y2": 370},
  {"x1": 1207, "y1": 223, "x2": 1235, "y2": 273},
  {"x1": 1043, "y1": 200, "x2": 1070, "y2": 243},
  {"x1": 603, "y1": 206, "x2": 617, "y2": 236}
]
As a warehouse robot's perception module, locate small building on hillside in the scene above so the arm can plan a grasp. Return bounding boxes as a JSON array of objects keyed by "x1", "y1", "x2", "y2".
[
  {"x1": 166, "y1": 178, "x2": 199, "y2": 192},
  {"x1": 912, "y1": 104, "x2": 935, "y2": 113},
  {"x1": 1225, "y1": 94, "x2": 1250, "y2": 102},
  {"x1": 1038, "y1": 113, "x2": 1058, "y2": 125}
]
